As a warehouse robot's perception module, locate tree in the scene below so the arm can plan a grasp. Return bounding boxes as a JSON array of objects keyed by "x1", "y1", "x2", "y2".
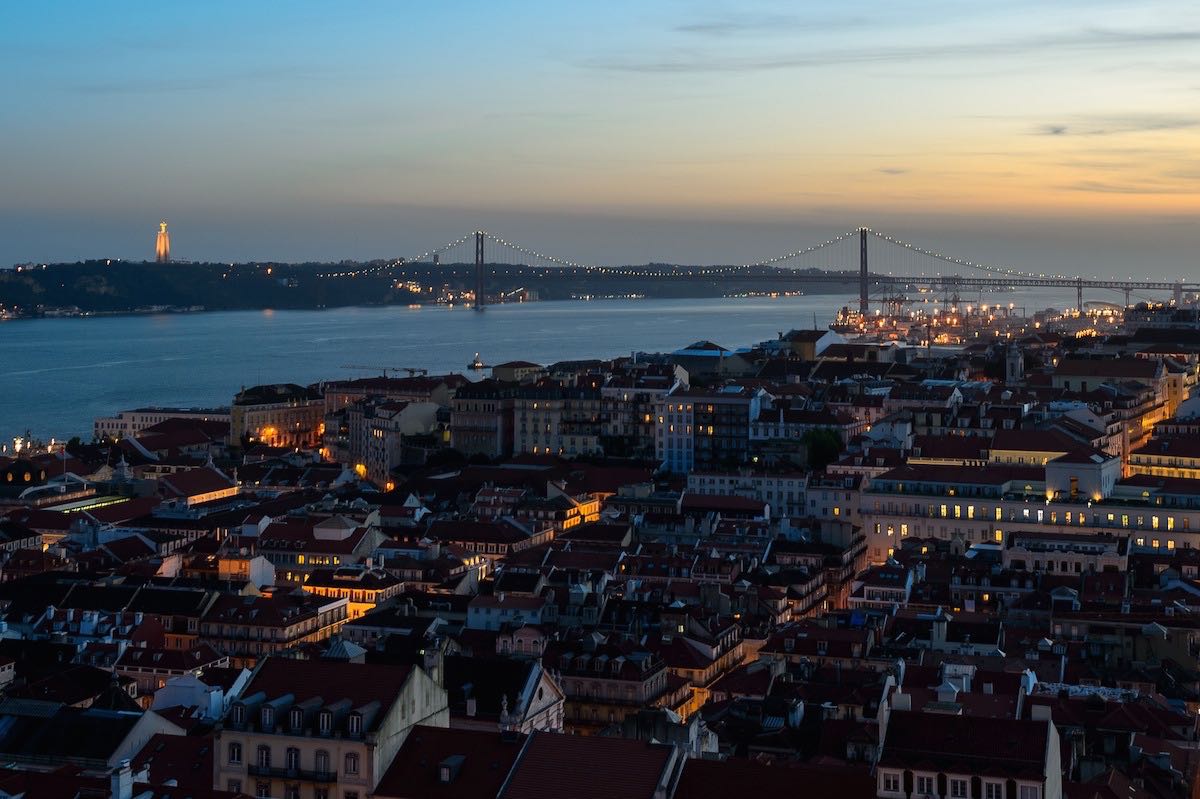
[{"x1": 802, "y1": 428, "x2": 843, "y2": 472}]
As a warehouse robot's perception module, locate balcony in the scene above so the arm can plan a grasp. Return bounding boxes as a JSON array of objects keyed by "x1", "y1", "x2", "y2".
[{"x1": 247, "y1": 765, "x2": 338, "y2": 783}]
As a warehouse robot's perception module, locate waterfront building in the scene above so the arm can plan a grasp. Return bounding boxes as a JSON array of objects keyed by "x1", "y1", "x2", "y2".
[
  {"x1": 231, "y1": 383, "x2": 324, "y2": 449},
  {"x1": 93, "y1": 406, "x2": 230, "y2": 440}
]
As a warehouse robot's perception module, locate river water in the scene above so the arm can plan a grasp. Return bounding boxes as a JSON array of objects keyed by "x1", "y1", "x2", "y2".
[{"x1": 0, "y1": 289, "x2": 1081, "y2": 441}]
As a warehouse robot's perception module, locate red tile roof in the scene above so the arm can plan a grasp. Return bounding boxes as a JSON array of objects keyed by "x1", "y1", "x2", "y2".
[
  {"x1": 376, "y1": 725, "x2": 527, "y2": 799},
  {"x1": 241, "y1": 657, "x2": 411, "y2": 717},
  {"x1": 499, "y1": 731, "x2": 677, "y2": 799},
  {"x1": 879, "y1": 710, "x2": 1050, "y2": 780},
  {"x1": 676, "y1": 759, "x2": 874, "y2": 799}
]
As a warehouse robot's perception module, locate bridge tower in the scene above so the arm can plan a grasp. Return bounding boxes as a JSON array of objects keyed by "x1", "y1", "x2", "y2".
[
  {"x1": 859, "y1": 227, "x2": 869, "y2": 316},
  {"x1": 474, "y1": 231, "x2": 485, "y2": 311},
  {"x1": 1076, "y1": 277, "x2": 1083, "y2": 316}
]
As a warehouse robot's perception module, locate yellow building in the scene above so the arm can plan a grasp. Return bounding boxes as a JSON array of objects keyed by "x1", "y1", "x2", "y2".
[{"x1": 305, "y1": 565, "x2": 404, "y2": 619}]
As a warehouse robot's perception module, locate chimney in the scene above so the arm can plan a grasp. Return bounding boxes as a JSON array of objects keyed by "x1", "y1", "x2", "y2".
[
  {"x1": 891, "y1": 691, "x2": 911, "y2": 712},
  {"x1": 1030, "y1": 704, "x2": 1053, "y2": 721},
  {"x1": 466, "y1": 697, "x2": 477, "y2": 717},
  {"x1": 111, "y1": 760, "x2": 133, "y2": 799}
]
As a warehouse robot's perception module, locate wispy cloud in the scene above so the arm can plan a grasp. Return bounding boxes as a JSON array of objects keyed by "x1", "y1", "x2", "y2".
[
  {"x1": 582, "y1": 27, "x2": 1200, "y2": 74},
  {"x1": 1033, "y1": 114, "x2": 1198, "y2": 136},
  {"x1": 878, "y1": 167, "x2": 909, "y2": 175},
  {"x1": 674, "y1": 14, "x2": 862, "y2": 37},
  {"x1": 1063, "y1": 180, "x2": 1197, "y2": 195}
]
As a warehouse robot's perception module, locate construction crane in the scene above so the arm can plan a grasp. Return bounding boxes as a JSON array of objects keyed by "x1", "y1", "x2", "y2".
[{"x1": 340, "y1": 365, "x2": 429, "y2": 378}]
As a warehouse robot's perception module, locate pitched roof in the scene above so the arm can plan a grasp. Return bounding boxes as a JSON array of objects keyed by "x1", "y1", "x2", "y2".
[
  {"x1": 238, "y1": 657, "x2": 411, "y2": 730},
  {"x1": 500, "y1": 732, "x2": 677, "y2": 799},
  {"x1": 879, "y1": 710, "x2": 1050, "y2": 780},
  {"x1": 376, "y1": 725, "x2": 527, "y2": 799}
]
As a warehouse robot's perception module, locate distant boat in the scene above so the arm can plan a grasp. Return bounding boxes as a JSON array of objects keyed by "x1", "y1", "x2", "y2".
[{"x1": 469, "y1": 353, "x2": 487, "y2": 370}]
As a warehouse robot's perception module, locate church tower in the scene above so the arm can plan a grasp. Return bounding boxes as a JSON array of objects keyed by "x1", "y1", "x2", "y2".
[{"x1": 155, "y1": 220, "x2": 171, "y2": 263}]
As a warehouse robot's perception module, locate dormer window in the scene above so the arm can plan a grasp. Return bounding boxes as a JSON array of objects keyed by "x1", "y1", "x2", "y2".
[
  {"x1": 261, "y1": 706, "x2": 274, "y2": 729},
  {"x1": 319, "y1": 710, "x2": 332, "y2": 734},
  {"x1": 232, "y1": 704, "x2": 245, "y2": 725},
  {"x1": 348, "y1": 713, "x2": 362, "y2": 735},
  {"x1": 290, "y1": 708, "x2": 304, "y2": 730}
]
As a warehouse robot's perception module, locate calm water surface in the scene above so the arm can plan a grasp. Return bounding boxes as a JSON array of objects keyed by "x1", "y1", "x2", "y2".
[{"x1": 0, "y1": 290, "x2": 1079, "y2": 441}]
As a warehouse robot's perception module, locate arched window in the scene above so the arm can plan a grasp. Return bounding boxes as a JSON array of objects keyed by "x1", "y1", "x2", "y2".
[
  {"x1": 319, "y1": 710, "x2": 332, "y2": 734},
  {"x1": 256, "y1": 745, "x2": 271, "y2": 769},
  {"x1": 345, "y1": 752, "x2": 360, "y2": 775},
  {"x1": 228, "y1": 742, "x2": 242, "y2": 764},
  {"x1": 290, "y1": 708, "x2": 304, "y2": 730},
  {"x1": 286, "y1": 747, "x2": 300, "y2": 771},
  {"x1": 315, "y1": 750, "x2": 330, "y2": 774}
]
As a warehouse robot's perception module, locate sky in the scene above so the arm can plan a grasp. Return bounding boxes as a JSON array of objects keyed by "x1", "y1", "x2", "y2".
[{"x1": 1, "y1": 1, "x2": 1198, "y2": 277}]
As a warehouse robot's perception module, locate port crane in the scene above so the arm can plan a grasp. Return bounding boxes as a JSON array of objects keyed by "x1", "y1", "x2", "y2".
[{"x1": 340, "y1": 365, "x2": 429, "y2": 378}]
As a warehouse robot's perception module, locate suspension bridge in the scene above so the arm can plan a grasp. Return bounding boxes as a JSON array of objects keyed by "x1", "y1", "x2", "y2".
[{"x1": 318, "y1": 227, "x2": 1196, "y2": 313}]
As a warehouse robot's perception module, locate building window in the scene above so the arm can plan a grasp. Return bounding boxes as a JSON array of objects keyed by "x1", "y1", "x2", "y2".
[
  {"x1": 345, "y1": 752, "x2": 360, "y2": 775},
  {"x1": 319, "y1": 710, "x2": 332, "y2": 733},
  {"x1": 227, "y1": 781, "x2": 241, "y2": 795},
  {"x1": 232, "y1": 705, "x2": 244, "y2": 725},
  {"x1": 985, "y1": 782, "x2": 1004, "y2": 799},
  {"x1": 285, "y1": 787, "x2": 300, "y2": 799},
  {"x1": 261, "y1": 707, "x2": 274, "y2": 729},
  {"x1": 1019, "y1": 787, "x2": 1041, "y2": 799},
  {"x1": 882, "y1": 772, "x2": 901, "y2": 792},
  {"x1": 916, "y1": 775, "x2": 935, "y2": 795},
  {"x1": 286, "y1": 747, "x2": 300, "y2": 771},
  {"x1": 228, "y1": 742, "x2": 242, "y2": 764},
  {"x1": 348, "y1": 713, "x2": 362, "y2": 735},
  {"x1": 290, "y1": 707, "x2": 304, "y2": 730},
  {"x1": 950, "y1": 778, "x2": 968, "y2": 798},
  {"x1": 315, "y1": 750, "x2": 330, "y2": 774},
  {"x1": 256, "y1": 745, "x2": 271, "y2": 769},
  {"x1": 256, "y1": 782, "x2": 270, "y2": 798}
]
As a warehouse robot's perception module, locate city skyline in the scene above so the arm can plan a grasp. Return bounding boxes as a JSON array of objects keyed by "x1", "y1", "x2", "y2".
[{"x1": 1, "y1": 1, "x2": 1197, "y2": 274}]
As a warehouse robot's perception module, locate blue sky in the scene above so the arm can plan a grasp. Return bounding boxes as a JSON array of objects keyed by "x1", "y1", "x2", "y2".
[{"x1": 1, "y1": 1, "x2": 1198, "y2": 275}]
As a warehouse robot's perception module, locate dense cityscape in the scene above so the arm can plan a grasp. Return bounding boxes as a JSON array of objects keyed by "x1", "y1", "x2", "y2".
[
  {"x1": 5, "y1": 1, "x2": 1200, "y2": 798},
  {"x1": 0, "y1": 291, "x2": 1198, "y2": 798}
]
